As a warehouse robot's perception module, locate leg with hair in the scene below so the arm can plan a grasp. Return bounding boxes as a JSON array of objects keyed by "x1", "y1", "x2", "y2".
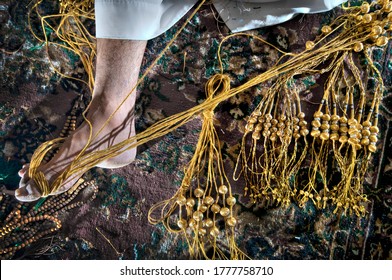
[{"x1": 15, "y1": 38, "x2": 147, "y2": 202}]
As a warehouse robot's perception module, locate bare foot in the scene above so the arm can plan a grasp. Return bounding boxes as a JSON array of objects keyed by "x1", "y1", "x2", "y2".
[
  {"x1": 15, "y1": 101, "x2": 136, "y2": 202},
  {"x1": 14, "y1": 38, "x2": 146, "y2": 202}
]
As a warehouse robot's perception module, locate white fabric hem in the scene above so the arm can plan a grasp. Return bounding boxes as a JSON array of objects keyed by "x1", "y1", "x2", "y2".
[
  {"x1": 95, "y1": 0, "x2": 346, "y2": 40},
  {"x1": 95, "y1": 0, "x2": 197, "y2": 40}
]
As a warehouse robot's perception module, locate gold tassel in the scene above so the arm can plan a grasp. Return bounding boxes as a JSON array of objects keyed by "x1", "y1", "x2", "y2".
[
  {"x1": 149, "y1": 74, "x2": 247, "y2": 259},
  {"x1": 234, "y1": 0, "x2": 387, "y2": 216}
]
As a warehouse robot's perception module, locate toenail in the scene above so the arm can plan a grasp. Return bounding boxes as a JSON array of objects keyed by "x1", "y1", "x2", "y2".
[{"x1": 15, "y1": 188, "x2": 28, "y2": 196}]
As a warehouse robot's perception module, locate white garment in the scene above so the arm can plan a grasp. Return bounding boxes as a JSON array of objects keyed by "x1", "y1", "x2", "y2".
[{"x1": 95, "y1": 0, "x2": 346, "y2": 40}]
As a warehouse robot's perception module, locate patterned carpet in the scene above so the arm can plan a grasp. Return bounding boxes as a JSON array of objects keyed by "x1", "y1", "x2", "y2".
[{"x1": 0, "y1": 0, "x2": 391, "y2": 259}]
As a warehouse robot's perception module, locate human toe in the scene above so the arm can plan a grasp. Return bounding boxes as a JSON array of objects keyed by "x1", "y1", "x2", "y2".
[
  {"x1": 18, "y1": 164, "x2": 30, "y2": 177},
  {"x1": 15, "y1": 182, "x2": 42, "y2": 202}
]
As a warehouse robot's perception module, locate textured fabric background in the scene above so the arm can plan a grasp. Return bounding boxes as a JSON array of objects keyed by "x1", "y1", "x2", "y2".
[{"x1": 0, "y1": 0, "x2": 391, "y2": 259}]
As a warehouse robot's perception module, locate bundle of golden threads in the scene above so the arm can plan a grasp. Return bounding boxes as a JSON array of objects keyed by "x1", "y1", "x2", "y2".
[
  {"x1": 235, "y1": 0, "x2": 388, "y2": 216},
  {"x1": 234, "y1": 74, "x2": 309, "y2": 208},
  {"x1": 149, "y1": 75, "x2": 247, "y2": 259},
  {"x1": 24, "y1": 0, "x2": 392, "y2": 259}
]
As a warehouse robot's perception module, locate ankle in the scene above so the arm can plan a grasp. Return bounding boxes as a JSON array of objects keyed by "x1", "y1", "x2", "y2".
[{"x1": 91, "y1": 89, "x2": 136, "y2": 109}]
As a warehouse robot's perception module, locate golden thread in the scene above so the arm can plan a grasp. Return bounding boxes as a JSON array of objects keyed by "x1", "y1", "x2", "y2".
[{"x1": 148, "y1": 74, "x2": 248, "y2": 259}]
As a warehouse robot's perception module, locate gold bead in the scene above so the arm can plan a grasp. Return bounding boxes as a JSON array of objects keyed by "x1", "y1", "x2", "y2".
[
  {"x1": 362, "y1": 120, "x2": 371, "y2": 127},
  {"x1": 320, "y1": 123, "x2": 330, "y2": 130},
  {"x1": 262, "y1": 130, "x2": 271, "y2": 137},
  {"x1": 368, "y1": 144, "x2": 377, "y2": 153},
  {"x1": 252, "y1": 111, "x2": 261, "y2": 117},
  {"x1": 312, "y1": 120, "x2": 321, "y2": 128},
  {"x1": 248, "y1": 117, "x2": 257, "y2": 124},
  {"x1": 361, "y1": 138, "x2": 370, "y2": 146},
  {"x1": 330, "y1": 133, "x2": 339, "y2": 141},
  {"x1": 339, "y1": 135, "x2": 349, "y2": 143},
  {"x1": 340, "y1": 116, "x2": 348, "y2": 123},
  {"x1": 193, "y1": 211, "x2": 203, "y2": 222},
  {"x1": 348, "y1": 138, "x2": 359, "y2": 146},
  {"x1": 194, "y1": 188, "x2": 204, "y2": 198},
  {"x1": 361, "y1": 3, "x2": 370, "y2": 14},
  {"x1": 363, "y1": 13, "x2": 373, "y2": 23},
  {"x1": 252, "y1": 132, "x2": 261, "y2": 140},
  {"x1": 198, "y1": 228, "x2": 206, "y2": 236},
  {"x1": 311, "y1": 130, "x2": 321, "y2": 137},
  {"x1": 226, "y1": 196, "x2": 236, "y2": 206},
  {"x1": 306, "y1": 41, "x2": 315, "y2": 50},
  {"x1": 322, "y1": 114, "x2": 331, "y2": 121},
  {"x1": 210, "y1": 227, "x2": 219, "y2": 237},
  {"x1": 388, "y1": 12, "x2": 392, "y2": 22},
  {"x1": 188, "y1": 218, "x2": 197, "y2": 229},
  {"x1": 300, "y1": 129, "x2": 309, "y2": 136},
  {"x1": 218, "y1": 185, "x2": 228, "y2": 194},
  {"x1": 199, "y1": 204, "x2": 208, "y2": 212},
  {"x1": 226, "y1": 217, "x2": 237, "y2": 227},
  {"x1": 321, "y1": 25, "x2": 332, "y2": 34},
  {"x1": 362, "y1": 130, "x2": 371, "y2": 137},
  {"x1": 376, "y1": 36, "x2": 388, "y2": 46},
  {"x1": 284, "y1": 128, "x2": 292, "y2": 136},
  {"x1": 314, "y1": 111, "x2": 323, "y2": 118},
  {"x1": 211, "y1": 204, "x2": 221, "y2": 214},
  {"x1": 331, "y1": 115, "x2": 340, "y2": 122},
  {"x1": 245, "y1": 123, "x2": 254, "y2": 132},
  {"x1": 255, "y1": 124, "x2": 263, "y2": 131},
  {"x1": 348, "y1": 128, "x2": 358, "y2": 135},
  {"x1": 205, "y1": 218, "x2": 214, "y2": 228},
  {"x1": 348, "y1": 118, "x2": 358, "y2": 126},
  {"x1": 320, "y1": 132, "x2": 330, "y2": 141},
  {"x1": 371, "y1": 25, "x2": 383, "y2": 36},
  {"x1": 353, "y1": 42, "x2": 364, "y2": 52},
  {"x1": 369, "y1": 135, "x2": 378, "y2": 142},
  {"x1": 299, "y1": 120, "x2": 307, "y2": 126},
  {"x1": 370, "y1": 35, "x2": 380, "y2": 42},
  {"x1": 270, "y1": 133, "x2": 277, "y2": 142},
  {"x1": 339, "y1": 126, "x2": 348, "y2": 133},
  {"x1": 198, "y1": 228, "x2": 207, "y2": 236},
  {"x1": 177, "y1": 219, "x2": 187, "y2": 229},
  {"x1": 265, "y1": 113, "x2": 273, "y2": 121},
  {"x1": 204, "y1": 196, "x2": 214, "y2": 205},
  {"x1": 298, "y1": 112, "x2": 306, "y2": 119},
  {"x1": 271, "y1": 119, "x2": 278, "y2": 126},
  {"x1": 370, "y1": 126, "x2": 379, "y2": 133},
  {"x1": 384, "y1": 3, "x2": 392, "y2": 13},
  {"x1": 220, "y1": 207, "x2": 230, "y2": 217},
  {"x1": 330, "y1": 124, "x2": 339, "y2": 131},
  {"x1": 186, "y1": 198, "x2": 195, "y2": 207}
]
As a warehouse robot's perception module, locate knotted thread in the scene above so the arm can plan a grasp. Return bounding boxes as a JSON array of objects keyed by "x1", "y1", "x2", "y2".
[{"x1": 148, "y1": 73, "x2": 248, "y2": 259}]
